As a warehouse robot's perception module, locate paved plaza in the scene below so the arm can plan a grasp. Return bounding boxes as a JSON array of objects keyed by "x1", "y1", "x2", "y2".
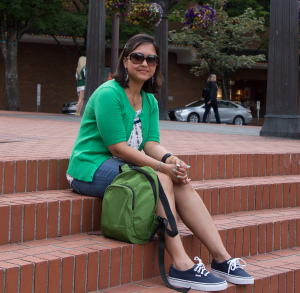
[{"x1": 1, "y1": 110, "x2": 300, "y2": 161}]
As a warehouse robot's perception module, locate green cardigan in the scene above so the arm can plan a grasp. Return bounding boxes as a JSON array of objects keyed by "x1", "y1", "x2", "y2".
[{"x1": 67, "y1": 79, "x2": 160, "y2": 182}]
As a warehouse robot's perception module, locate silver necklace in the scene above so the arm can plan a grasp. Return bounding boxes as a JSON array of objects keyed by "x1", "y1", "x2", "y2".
[{"x1": 126, "y1": 88, "x2": 140, "y2": 106}]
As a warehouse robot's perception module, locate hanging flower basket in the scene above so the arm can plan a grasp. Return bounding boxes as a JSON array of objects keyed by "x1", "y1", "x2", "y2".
[
  {"x1": 128, "y1": 2, "x2": 163, "y2": 30},
  {"x1": 184, "y1": 6, "x2": 217, "y2": 30},
  {"x1": 105, "y1": 0, "x2": 130, "y2": 17}
]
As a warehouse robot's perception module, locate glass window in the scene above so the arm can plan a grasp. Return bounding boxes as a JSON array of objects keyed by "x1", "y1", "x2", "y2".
[
  {"x1": 218, "y1": 101, "x2": 238, "y2": 108},
  {"x1": 186, "y1": 100, "x2": 204, "y2": 108},
  {"x1": 218, "y1": 101, "x2": 226, "y2": 108}
]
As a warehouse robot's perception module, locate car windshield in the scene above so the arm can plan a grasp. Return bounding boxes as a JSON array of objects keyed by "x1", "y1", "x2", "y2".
[{"x1": 185, "y1": 100, "x2": 204, "y2": 108}]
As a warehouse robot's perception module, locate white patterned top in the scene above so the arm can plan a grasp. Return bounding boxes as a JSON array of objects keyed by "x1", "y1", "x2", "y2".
[{"x1": 127, "y1": 108, "x2": 143, "y2": 149}]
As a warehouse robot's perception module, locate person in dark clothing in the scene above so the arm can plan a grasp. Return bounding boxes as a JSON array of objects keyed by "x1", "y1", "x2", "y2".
[
  {"x1": 240, "y1": 99, "x2": 247, "y2": 108},
  {"x1": 202, "y1": 74, "x2": 221, "y2": 124}
]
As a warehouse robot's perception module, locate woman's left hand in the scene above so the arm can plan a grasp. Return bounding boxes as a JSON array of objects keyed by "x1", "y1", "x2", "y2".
[{"x1": 171, "y1": 157, "x2": 191, "y2": 185}]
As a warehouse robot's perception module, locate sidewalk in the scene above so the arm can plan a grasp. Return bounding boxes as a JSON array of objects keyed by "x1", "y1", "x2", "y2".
[{"x1": 1, "y1": 110, "x2": 300, "y2": 161}]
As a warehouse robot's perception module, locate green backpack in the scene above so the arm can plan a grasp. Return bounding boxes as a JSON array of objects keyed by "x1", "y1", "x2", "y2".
[
  {"x1": 101, "y1": 164, "x2": 161, "y2": 243},
  {"x1": 101, "y1": 164, "x2": 189, "y2": 293}
]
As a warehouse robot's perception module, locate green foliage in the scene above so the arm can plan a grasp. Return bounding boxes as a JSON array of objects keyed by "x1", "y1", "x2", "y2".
[
  {"x1": 0, "y1": 0, "x2": 68, "y2": 40},
  {"x1": 169, "y1": 0, "x2": 191, "y2": 23},
  {"x1": 224, "y1": 0, "x2": 270, "y2": 25},
  {"x1": 34, "y1": 10, "x2": 87, "y2": 38},
  {"x1": 169, "y1": 4, "x2": 266, "y2": 77}
]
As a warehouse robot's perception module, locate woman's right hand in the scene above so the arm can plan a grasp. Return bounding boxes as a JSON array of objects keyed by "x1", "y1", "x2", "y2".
[{"x1": 160, "y1": 163, "x2": 190, "y2": 185}]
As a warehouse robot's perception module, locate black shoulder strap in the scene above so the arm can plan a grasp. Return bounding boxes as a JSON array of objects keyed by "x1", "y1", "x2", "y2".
[
  {"x1": 122, "y1": 166, "x2": 189, "y2": 292},
  {"x1": 157, "y1": 179, "x2": 178, "y2": 237}
]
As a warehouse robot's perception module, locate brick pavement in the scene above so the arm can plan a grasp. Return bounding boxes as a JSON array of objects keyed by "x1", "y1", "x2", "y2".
[{"x1": 1, "y1": 111, "x2": 300, "y2": 161}]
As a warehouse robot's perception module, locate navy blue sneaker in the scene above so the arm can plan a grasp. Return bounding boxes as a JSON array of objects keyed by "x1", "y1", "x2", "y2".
[
  {"x1": 210, "y1": 258, "x2": 254, "y2": 285},
  {"x1": 168, "y1": 257, "x2": 227, "y2": 291}
]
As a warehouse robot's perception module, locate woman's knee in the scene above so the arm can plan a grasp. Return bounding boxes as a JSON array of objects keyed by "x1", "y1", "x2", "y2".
[
  {"x1": 78, "y1": 93, "x2": 84, "y2": 102},
  {"x1": 157, "y1": 172, "x2": 174, "y2": 197}
]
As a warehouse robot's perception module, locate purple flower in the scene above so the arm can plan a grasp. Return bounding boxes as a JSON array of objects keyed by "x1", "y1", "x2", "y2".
[{"x1": 184, "y1": 6, "x2": 216, "y2": 29}]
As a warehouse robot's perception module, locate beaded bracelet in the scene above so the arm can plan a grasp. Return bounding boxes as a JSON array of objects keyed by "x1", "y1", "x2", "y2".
[{"x1": 157, "y1": 161, "x2": 163, "y2": 172}]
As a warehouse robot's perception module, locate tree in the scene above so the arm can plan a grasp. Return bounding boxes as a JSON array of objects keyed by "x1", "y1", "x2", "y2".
[
  {"x1": 0, "y1": 0, "x2": 77, "y2": 110},
  {"x1": 169, "y1": 0, "x2": 266, "y2": 99},
  {"x1": 224, "y1": 0, "x2": 270, "y2": 49},
  {"x1": 33, "y1": 0, "x2": 88, "y2": 59},
  {"x1": 224, "y1": 0, "x2": 270, "y2": 23}
]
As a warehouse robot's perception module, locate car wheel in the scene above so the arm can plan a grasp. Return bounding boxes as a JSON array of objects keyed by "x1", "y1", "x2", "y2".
[
  {"x1": 187, "y1": 113, "x2": 200, "y2": 123},
  {"x1": 233, "y1": 116, "x2": 244, "y2": 125}
]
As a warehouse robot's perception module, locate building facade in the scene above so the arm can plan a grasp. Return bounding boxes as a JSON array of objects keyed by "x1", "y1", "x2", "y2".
[{"x1": 0, "y1": 35, "x2": 268, "y2": 117}]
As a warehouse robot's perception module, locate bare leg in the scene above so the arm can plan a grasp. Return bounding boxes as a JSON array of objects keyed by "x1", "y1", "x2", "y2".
[
  {"x1": 76, "y1": 90, "x2": 84, "y2": 115},
  {"x1": 173, "y1": 183, "x2": 231, "y2": 263},
  {"x1": 156, "y1": 172, "x2": 195, "y2": 271}
]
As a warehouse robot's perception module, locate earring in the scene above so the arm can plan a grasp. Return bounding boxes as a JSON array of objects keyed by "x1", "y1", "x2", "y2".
[
  {"x1": 151, "y1": 76, "x2": 154, "y2": 85},
  {"x1": 125, "y1": 68, "x2": 128, "y2": 81}
]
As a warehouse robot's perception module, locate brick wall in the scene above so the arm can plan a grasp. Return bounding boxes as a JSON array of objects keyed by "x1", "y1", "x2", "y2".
[
  {"x1": 167, "y1": 52, "x2": 208, "y2": 108},
  {"x1": 0, "y1": 40, "x2": 269, "y2": 114},
  {"x1": 0, "y1": 42, "x2": 80, "y2": 113}
]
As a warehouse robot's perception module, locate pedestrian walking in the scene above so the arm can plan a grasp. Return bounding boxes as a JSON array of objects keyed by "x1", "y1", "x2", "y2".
[
  {"x1": 202, "y1": 74, "x2": 221, "y2": 124},
  {"x1": 75, "y1": 56, "x2": 86, "y2": 115}
]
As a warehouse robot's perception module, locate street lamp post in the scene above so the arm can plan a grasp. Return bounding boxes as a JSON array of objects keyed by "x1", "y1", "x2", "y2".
[
  {"x1": 153, "y1": 0, "x2": 179, "y2": 120},
  {"x1": 260, "y1": 0, "x2": 300, "y2": 138}
]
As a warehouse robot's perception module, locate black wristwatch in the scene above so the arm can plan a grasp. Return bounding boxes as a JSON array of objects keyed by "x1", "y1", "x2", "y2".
[{"x1": 161, "y1": 153, "x2": 173, "y2": 163}]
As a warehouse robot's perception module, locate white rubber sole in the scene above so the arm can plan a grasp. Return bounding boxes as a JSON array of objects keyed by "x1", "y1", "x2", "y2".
[
  {"x1": 168, "y1": 277, "x2": 228, "y2": 292},
  {"x1": 210, "y1": 269, "x2": 254, "y2": 285}
]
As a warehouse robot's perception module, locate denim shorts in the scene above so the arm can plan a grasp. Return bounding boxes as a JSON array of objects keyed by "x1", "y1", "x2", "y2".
[{"x1": 71, "y1": 157, "x2": 133, "y2": 198}]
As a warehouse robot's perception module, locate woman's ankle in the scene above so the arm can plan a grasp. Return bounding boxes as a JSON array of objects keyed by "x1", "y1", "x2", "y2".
[
  {"x1": 172, "y1": 257, "x2": 195, "y2": 271},
  {"x1": 212, "y1": 252, "x2": 231, "y2": 263}
]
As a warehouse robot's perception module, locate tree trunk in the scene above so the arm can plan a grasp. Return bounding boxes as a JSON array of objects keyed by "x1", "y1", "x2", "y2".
[
  {"x1": 0, "y1": 18, "x2": 20, "y2": 111},
  {"x1": 221, "y1": 70, "x2": 230, "y2": 100}
]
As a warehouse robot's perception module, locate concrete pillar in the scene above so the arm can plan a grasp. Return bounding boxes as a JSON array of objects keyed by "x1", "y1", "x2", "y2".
[
  {"x1": 260, "y1": 0, "x2": 300, "y2": 138},
  {"x1": 154, "y1": 0, "x2": 179, "y2": 120},
  {"x1": 110, "y1": 13, "x2": 120, "y2": 75},
  {"x1": 83, "y1": 0, "x2": 106, "y2": 113}
]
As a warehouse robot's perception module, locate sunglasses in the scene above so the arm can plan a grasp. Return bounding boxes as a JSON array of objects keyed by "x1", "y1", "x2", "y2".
[{"x1": 127, "y1": 52, "x2": 159, "y2": 67}]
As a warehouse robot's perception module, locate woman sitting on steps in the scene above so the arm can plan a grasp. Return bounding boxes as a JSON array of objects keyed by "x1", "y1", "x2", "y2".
[{"x1": 66, "y1": 33, "x2": 254, "y2": 292}]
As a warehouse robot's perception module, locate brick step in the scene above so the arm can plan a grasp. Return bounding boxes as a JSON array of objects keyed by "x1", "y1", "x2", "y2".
[
  {"x1": 90, "y1": 248, "x2": 300, "y2": 293},
  {"x1": 1, "y1": 152, "x2": 300, "y2": 194},
  {"x1": 0, "y1": 159, "x2": 69, "y2": 195},
  {"x1": 0, "y1": 190, "x2": 101, "y2": 246},
  {"x1": 1, "y1": 231, "x2": 300, "y2": 293},
  {"x1": 179, "y1": 207, "x2": 300, "y2": 264},
  {"x1": 191, "y1": 174, "x2": 300, "y2": 215},
  {"x1": 182, "y1": 152, "x2": 300, "y2": 181},
  {"x1": 0, "y1": 232, "x2": 172, "y2": 293},
  {"x1": 1, "y1": 186, "x2": 300, "y2": 247}
]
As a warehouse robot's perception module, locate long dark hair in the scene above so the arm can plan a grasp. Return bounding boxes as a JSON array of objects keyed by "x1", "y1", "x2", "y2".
[{"x1": 112, "y1": 34, "x2": 163, "y2": 93}]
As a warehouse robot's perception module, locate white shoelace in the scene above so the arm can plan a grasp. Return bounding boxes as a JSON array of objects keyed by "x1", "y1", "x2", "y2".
[
  {"x1": 227, "y1": 258, "x2": 247, "y2": 275},
  {"x1": 193, "y1": 256, "x2": 209, "y2": 276}
]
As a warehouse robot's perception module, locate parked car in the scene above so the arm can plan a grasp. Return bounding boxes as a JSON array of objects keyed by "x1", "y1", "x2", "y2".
[
  {"x1": 168, "y1": 100, "x2": 252, "y2": 125},
  {"x1": 62, "y1": 101, "x2": 77, "y2": 114}
]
